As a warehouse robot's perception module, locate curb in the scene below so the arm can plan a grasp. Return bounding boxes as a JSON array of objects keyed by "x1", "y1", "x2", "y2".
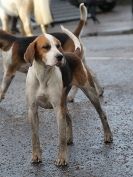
[{"x1": 82, "y1": 28, "x2": 133, "y2": 37}]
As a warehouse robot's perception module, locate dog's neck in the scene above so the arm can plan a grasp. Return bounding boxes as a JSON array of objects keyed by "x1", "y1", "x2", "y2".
[{"x1": 33, "y1": 59, "x2": 56, "y2": 84}]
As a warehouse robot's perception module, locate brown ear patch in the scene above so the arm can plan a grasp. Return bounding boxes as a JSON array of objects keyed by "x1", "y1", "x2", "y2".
[
  {"x1": 24, "y1": 35, "x2": 51, "y2": 64},
  {"x1": 24, "y1": 41, "x2": 36, "y2": 64}
]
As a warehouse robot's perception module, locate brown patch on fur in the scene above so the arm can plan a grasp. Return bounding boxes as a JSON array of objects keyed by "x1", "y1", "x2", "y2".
[
  {"x1": 64, "y1": 52, "x2": 86, "y2": 85},
  {"x1": 0, "y1": 30, "x2": 16, "y2": 51},
  {"x1": 74, "y1": 20, "x2": 85, "y2": 37},
  {"x1": 12, "y1": 42, "x2": 22, "y2": 66},
  {"x1": 62, "y1": 20, "x2": 84, "y2": 57},
  {"x1": 63, "y1": 38, "x2": 83, "y2": 59},
  {"x1": 0, "y1": 39, "x2": 13, "y2": 51},
  {"x1": 63, "y1": 20, "x2": 84, "y2": 52},
  {"x1": 24, "y1": 36, "x2": 47, "y2": 63},
  {"x1": 5, "y1": 64, "x2": 18, "y2": 76},
  {"x1": 62, "y1": 38, "x2": 75, "y2": 52},
  {"x1": 72, "y1": 64, "x2": 88, "y2": 86},
  {"x1": 64, "y1": 52, "x2": 95, "y2": 88}
]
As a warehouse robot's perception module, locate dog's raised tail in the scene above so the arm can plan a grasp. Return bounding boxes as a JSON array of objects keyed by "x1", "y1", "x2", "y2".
[
  {"x1": 61, "y1": 25, "x2": 81, "y2": 56},
  {"x1": 80, "y1": 3, "x2": 87, "y2": 22},
  {"x1": 73, "y1": 3, "x2": 87, "y2": 37}
]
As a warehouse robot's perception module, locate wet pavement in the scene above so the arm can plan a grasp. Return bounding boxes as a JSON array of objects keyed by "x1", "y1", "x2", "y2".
[
  {"x1": 48, "y1": 5, "x2": 133, "y2": 37},
  {"x1": 0, "y1": 34, "x2": 133, "y2": 177}
]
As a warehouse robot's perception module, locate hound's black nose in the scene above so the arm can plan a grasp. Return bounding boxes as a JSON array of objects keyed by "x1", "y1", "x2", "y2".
[{"x1": 56, "y1": 54, "x2": 63, "y2": 61}]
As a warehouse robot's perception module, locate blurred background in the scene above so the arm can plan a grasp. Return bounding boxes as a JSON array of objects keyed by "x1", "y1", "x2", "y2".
[{"x1": 0, "y1": 0, "x2": 132, "y2": 35}]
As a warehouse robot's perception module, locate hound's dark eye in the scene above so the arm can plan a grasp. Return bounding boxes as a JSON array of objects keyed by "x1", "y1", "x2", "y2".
[
  {"x1": 42, "y1": 44, "x2": 51, "y2": 50},
  {"x1": 56, "y1": 44, "x2": 60, "y2": 49}
]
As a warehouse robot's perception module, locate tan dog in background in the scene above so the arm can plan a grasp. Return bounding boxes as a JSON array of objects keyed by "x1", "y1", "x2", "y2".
[{"x1": 0, "y1": 0, "x2": 53, "y2": 35}]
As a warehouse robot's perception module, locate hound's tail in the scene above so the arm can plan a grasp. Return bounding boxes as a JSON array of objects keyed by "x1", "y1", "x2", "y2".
[
  {"x1": 73, "y1": 3, "x2": 87, "y2": 37},
  {"x1": 61, "y1": 25, "x2": 81, "y2": 56}
]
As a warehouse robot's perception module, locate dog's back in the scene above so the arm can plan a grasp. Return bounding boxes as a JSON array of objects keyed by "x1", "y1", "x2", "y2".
[{"x1": 0, "y1": 30, "x2": 16, "y2": 51}]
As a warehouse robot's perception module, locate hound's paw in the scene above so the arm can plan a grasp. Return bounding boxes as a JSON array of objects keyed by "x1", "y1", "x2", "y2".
[
  {"x1": 32, "y1": 151, "x2": 42, "y2": 163},
  {"x1": 55, "y1": 155, "x2": 68, "y2": 166},
  {"x1": 67, "y1": 138, "x2": 73, "y2": 145},
  {"x1": 0, "y1": 92, "x2": 5, "y2": 102},
  {"x1": 67, "y1": 96, "x2": 74, "y2": 103},
  {"x1": 104, "y1": 132, "x2": 113, "y2": 144},
  {"x1": 98, "y1": 87, "x2": 104, "y2": 97}
]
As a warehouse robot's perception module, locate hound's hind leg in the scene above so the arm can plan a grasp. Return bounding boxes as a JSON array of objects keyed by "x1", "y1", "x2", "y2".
[
  {"x1": 80, "y1": 82, "x2": 113, "y2": 143},
  {"x1": 0, "y1": 64, "x2": 17, "y2": 101}
]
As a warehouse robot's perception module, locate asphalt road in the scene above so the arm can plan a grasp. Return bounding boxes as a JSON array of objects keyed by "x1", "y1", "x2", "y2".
[{"x1": 0, "y1": 34, "x2": 133, "y2": 177}]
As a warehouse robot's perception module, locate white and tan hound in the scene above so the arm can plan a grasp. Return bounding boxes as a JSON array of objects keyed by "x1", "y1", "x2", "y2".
[{"x1": 24, "y1": 26, "x2": 113, "y2": 166}]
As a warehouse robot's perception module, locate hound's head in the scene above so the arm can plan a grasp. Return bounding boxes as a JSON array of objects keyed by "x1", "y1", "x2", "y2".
[{"x1": 24, "y1": 34, "x2": 65, "y2": 67}]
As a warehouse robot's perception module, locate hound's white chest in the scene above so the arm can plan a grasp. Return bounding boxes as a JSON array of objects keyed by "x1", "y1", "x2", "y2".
[{"x1": 37, "y1": 66, "x2": 63, "y2": 104}]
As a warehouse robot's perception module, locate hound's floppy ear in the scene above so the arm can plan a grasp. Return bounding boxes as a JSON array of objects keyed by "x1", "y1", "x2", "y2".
[{"x1": 24, "y1": 41, "x2": 36, "y2": 64}]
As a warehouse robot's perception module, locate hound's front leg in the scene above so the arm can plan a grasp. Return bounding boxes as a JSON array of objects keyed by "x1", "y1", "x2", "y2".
[
  {"x1": 28, "y1": 103, "x2": 42, "y2": 163},
  {"x1": 54, "y1": 105, "x2": 68, "y2": 166}
]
